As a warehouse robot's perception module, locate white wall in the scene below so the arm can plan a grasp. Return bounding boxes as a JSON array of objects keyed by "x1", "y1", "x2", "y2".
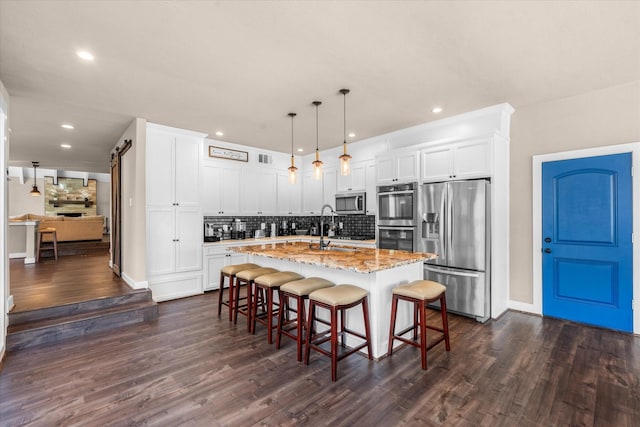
[{"x1": 509, "y1": 80, "x2": 640, "y2": 304}]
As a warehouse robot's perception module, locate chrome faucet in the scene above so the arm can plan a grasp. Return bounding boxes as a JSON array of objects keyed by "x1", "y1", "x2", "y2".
[{"x1": 319, "y1": 204, "x2": 335, "y2": 250}]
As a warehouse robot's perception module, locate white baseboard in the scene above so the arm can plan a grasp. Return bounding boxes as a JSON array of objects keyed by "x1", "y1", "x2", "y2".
[
  {"x1": 9, "y1": 252, "x2": 26, "y2": 259},
  {"x1": 6, "y1": 295, "x2": 15, "y2": 312},
  {"x1": 122, "y1": 272, "x2": 148, "y2": 290},
  {"x1": 508, "y1": 299, "x2": 540, "y2": 315},
  {"x1": 24, "y1": 257, "x2": 36, "y2": 265}
]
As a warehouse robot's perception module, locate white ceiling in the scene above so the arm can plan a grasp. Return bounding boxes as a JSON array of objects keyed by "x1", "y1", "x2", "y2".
[{"x1": 1, "y1": 1, "x2": 639, "y2": 174}]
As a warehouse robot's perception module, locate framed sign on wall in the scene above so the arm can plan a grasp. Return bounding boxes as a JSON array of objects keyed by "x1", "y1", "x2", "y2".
[{"x1": 208, "y1": 146, "x2": 248, "y2": 162}]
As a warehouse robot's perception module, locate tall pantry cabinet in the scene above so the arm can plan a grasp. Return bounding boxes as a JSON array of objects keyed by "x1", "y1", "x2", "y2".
[{"x1": 146, "y1": 123, "x2": 207, "y2": 301}]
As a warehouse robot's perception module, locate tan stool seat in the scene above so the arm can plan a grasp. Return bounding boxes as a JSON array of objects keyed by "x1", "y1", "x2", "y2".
[
  {"x1": 237, "y1": 267, "x2": 278, "y2": 282},
  {"x1": 255, "y1": 271, "x2": 304, "y2": 288},
  {"x1": 393, "y1": 280, "x2": 446, "y2": 300},
  {"x1": 281, "y1": 277, "x2": 335, "y2": 296},
  {"x1": 221, "y1": 263, "x2": 260, "y2": 276},
  {"x1": 309, "y1": 284, "x2": 368, "y2": 306}
]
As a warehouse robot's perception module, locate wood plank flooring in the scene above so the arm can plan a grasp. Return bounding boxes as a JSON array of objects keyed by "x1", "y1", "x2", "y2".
[
  {"x1": 1, "y1": 291, "x2": 639, "y2": 426},
  {"x1": 9, "y1": 253, "x2": 133, "y2": 312}
]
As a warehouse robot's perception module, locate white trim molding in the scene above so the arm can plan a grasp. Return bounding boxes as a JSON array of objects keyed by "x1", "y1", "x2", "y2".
[
  {"x1": 532, "y1": 142, "x2": 640, "y2": 334},
  {"x1": 121, "y1": 272, "x2": 148, "y2": 290}
]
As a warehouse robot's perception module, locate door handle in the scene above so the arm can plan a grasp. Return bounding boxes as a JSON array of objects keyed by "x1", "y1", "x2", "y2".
[
  {"x1": 543, "y1": 248, "x2": 552, "y2": 253},
  {"x1": 544, "y1": 237, "x2": 551, "y2": 243}
]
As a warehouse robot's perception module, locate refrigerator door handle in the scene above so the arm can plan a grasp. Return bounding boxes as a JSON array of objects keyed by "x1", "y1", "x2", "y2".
[
  {"x1": 424, "y1": 265, "x2": 480, "y2": 278},
  {"x1": 445, "y1": 184, "x2": 453, "y2": 264}
]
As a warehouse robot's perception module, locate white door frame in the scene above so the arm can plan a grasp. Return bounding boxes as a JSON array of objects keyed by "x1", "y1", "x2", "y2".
[{"x1": 532, "y1": 142, "x2": 640, "y2": 334}]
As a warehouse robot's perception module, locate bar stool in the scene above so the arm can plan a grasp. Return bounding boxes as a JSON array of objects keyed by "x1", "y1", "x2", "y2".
[
  {"x1": 36, "y1": 228, "x2": 58, "y2": 261},
  {"x1": 305, "y1": 284, "x2": 372, "y2": 382},
  {"x1": 276, "y1": 277, "x2": 335, "y2": 361},
  {"x1": 218, "y1": 263, "x2": 261, "y2": 321},
  {"x1": 388, "y1": 280, "x2": 451, "y2": 370},
  {"x1": 251, "y1": 271, "x2": 304, "y2": 344},
  {"x1": 235, "y1": 267, "x2": 279, "y2": 331}
]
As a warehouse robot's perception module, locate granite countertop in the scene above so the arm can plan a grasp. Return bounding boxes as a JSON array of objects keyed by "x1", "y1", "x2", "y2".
[
  {"x1": 204, "y1": 235, "x2": 376, "y2": 246},
  {"x1": 231, "y1": 241, "x2": 436, "y2": 274}
]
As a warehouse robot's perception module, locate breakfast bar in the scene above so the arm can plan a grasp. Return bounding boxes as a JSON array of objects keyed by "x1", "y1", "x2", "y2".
[{"x1": 232, "y1": 241, "x2": 436, "y2": 358}]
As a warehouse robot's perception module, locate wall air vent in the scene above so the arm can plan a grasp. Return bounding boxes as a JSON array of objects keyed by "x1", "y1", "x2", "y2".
[{"x1": 258, "y1": 153, "x2": 272, "y2": 164}]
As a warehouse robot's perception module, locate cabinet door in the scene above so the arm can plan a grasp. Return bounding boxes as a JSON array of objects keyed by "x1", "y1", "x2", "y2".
[
  {"x1": 205, "y1": 253, "x2": 227, "y2": 290},
  {"x1": 147, "y1": 207, "x2": 176, "y2": 276},
  {"x1": 396, "y1": 152, "x2": 419, "y2": 182},
  {"x1": 302, "y1": 171, "x2": 322, "y2": 214},
  {"x1": 175, "y1": 206, "x2": 203, "y2": 272},
  {"x1": 453, "y1": 140, "x2": 491, "y2": 179},
  {"x1": 337, "y1": 161, "x2": 366, "y2": 191},
  {"x1": 240, "y1": 168, "x2": 260, "y2": 214},
  {"x1": 376, "y1": 155, "x2": 395, "y2": 184},
  {"x1": 202, "y1": 165, "x2": 223, "y2": 215},
  {"x1": 221, "y1": 167, "x2": 241, "y2": 215},
  {"x1": 421, "y1": 146, "x2": 453, "y2": 181},
  {"x1": 146, "y1": 130, "x2": 175, "y2": 206},
  {"x1": 257, "y1": 169, "x2": 278, "y2": 215},
  {"x1": 323, "y1": 167, "x2": 338, "y2": 208},
  {"x1": 277, "y1": 172, "x2": 302, "y2": 215},
  {"x1": 365, "y1": 161, "x2": 377, "y2": 215},
  {"x1": 174, "y1": 135, "x2": 201, "y2": 206}
]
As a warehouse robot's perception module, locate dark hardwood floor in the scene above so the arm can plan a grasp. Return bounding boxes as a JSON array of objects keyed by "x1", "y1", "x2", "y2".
[
  {"x1": 9, "y1": 252, "x2": 133, "y2": 312},
  {"x1": 1, "y1": 289, "x2": 638, "y2": 426}
]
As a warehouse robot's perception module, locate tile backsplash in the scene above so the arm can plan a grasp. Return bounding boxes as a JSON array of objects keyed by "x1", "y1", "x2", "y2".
[{"x1": 203, "y1": 215, "x2": 375, "y2": 238}]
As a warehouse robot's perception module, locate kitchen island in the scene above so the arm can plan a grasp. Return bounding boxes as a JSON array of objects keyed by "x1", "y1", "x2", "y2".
[{"x1": 232, "y1": 241, "x2": 436, "y2": 358}]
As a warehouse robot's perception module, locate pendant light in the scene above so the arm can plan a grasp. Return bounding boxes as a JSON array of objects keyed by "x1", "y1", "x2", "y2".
[
  {"x1": 311, "y1": 100, "x2": 323, "y2": 180},
  {"x1": 287, "y1": 113, "x2": 298, "y2": 184},
  {"x1": 30, "y1": 161, "x2": 41, "y2": 196},
  {"x1": 338, "y1": 88, "x2": 352, "y2": 176}
]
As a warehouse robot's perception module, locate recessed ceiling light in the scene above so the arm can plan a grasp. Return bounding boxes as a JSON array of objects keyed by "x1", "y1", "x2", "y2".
[
  {"x1": 297, "y1": 148, "x2": 304, "y2": 152},
  {"x1": 432, "y1": 106, "x2": 443, "y2": 114},
  {"x1": 215, "y1": 131, "x2": 224, "y2": 137},
  {"x1": 60, "y1": 143, "x2": 72, "y2": 149},
  {"x1": 76, "y1": 50, "x2": 94, "y2": 61},
  {"x1": 61, "y1": 124, "x2": 74, "y2": 129},
  {"x1": 348, "y1": 132, "x2": 356, "y2": 138}
]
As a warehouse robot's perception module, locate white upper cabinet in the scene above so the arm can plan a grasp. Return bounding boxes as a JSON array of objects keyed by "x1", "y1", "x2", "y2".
[
  {"x1": 146, "y1": 126, "x2": 202, "y2": 207},
  {"x1": 337, "y1": 161, "x2": 366, "y2": 192},
  {"x1": 202, "y1": 163, "x2": 240, "y2": 216},
  {"x1": 322, "y1": 166, "x2": 338, "y2": 208},
  {"x1": 365, "y1": 160, "x2": 377, "y2": 215},
  {"x1": 376, "y1": 151, "x2": 419, "y2": 184},
  {"x1": 277, "y1": 172, "x2": 302, "y2": 215},
  {"x1": 421, "y1": 139, "x2": 492, "y2": 182},
  {"x1": 241, "y1": 167, "x2": 278, "y2": 215},
  {"x1": 302, "y1": 170, "x2": 323, "y2": 215}
]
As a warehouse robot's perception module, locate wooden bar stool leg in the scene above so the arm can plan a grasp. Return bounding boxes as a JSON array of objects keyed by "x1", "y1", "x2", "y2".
[
  {"x1": 441, "y1": 294, "x2": 451, "y2": 351},
  {"x1": 330, "y1": 306, "x2": 338, "y2": 382},
  {"x1": 388, "y1": 294, "x2": 399, "y2": 356},
  {"x1": 419, "y1": 300, "x2": 428, "y2": 370},
  {"x1": 304, "y1": 301, "x2": 316, "y2": 365},
  {"x1": 296, "y1": 295, "x2": 306, "y2": 362},
  {"x1": 52, "y1": 231, "x2": 58, "y2": 260},
  {"x1": 36, "y1": 231, "x2": 42, "y2": 262},
  {"x1": 218, "y1": 272, "x2": 225, "y2": 317},
  {"x1": 362, "y1": 296, "x2": 373, "y2": 359}
]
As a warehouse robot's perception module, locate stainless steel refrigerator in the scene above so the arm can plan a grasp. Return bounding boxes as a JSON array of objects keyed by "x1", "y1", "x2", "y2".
[{"x1": 420, "y1": 179, "x2": 490, "y2": 322}]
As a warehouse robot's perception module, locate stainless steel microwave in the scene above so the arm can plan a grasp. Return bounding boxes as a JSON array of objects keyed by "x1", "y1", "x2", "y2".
[{"x1": 335, "y1": 192, "x2": 366, "y2": 214}]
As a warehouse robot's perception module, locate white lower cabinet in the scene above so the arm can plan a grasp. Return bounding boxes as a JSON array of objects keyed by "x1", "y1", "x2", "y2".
[{"x1": 204, "y1": 245, "x2": 247, "y2": 291}]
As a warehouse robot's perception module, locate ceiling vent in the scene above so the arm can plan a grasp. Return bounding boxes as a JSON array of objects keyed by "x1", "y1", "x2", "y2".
[{"x1": 258, "y1": 153, "x2": 272, "y2": 164}]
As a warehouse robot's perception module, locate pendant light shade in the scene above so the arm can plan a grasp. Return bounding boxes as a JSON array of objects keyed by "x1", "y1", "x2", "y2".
[
  {"x1": 311, "y1": 101, "x2": 323, "y2": 180},
  {"x1": 30, "y1": 161, "x2": 41, "y2": 196},
  {"x1": 287, "y1": 113, "x2": 298, "y2": 184},
  {"x1": 338, "y1": 88, "x2": 352, "y2": 176}
]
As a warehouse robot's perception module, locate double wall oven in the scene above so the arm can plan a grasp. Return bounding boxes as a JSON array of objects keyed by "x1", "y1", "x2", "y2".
[{"x1": 376, "y1": 182, "x2": 418, "y2": 252}]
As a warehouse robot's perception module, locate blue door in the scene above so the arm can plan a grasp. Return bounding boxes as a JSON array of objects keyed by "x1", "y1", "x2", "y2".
[{"x1": 542, "y1": 153, "x2": 633, "y2": 332}]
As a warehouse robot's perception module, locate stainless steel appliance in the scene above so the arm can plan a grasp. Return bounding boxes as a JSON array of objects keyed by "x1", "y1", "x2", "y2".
[
  {"x1": 377, "y1": 182, "x2": 418, "y2": 251},
  {"x1": 420, "y1": 179, "x2": 490, "y2": 322},
  {"x1": 335, "y1": 192, "x2": 366, "y2": 215},
  {"x1": 378, "y1": 226, "x2": 416, "y2": 251},
  {"x1": 377, "y1": 182, "x2": 418, "y2": 226}
]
